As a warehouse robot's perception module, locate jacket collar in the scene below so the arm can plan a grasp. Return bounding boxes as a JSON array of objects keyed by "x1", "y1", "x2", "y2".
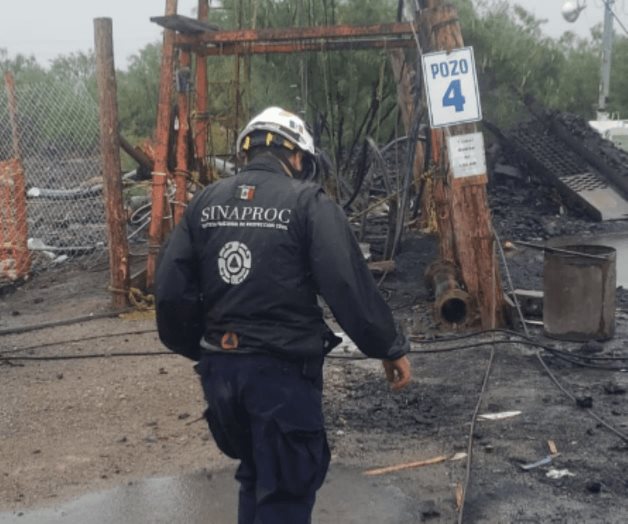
[{"x1": 241, "y1": 153, "x2": 293, "y2": 178}]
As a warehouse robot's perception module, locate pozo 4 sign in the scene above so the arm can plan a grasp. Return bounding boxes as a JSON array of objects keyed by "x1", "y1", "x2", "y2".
[{"x1": 421, "y1": 47, "x2": 482, "y2": 128}]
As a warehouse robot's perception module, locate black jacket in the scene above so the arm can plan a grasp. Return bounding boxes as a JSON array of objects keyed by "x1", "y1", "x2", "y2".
[{"x1": 155, "y1": 154, "x2": 408, "y2": 362}]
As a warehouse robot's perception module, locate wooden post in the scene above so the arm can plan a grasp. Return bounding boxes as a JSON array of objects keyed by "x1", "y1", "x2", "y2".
[
  {"x1": 426, "y1": 123, "x2": 456, "y2": 262},
  {"x1": 119, "y1": 135, "x2": 154, "y2": 172},
  {"x1": 194, "y1": 0, "x2": 210, "y2": 185},
  {"x1": 418, "y1": 1, "x2": 504, "y2": 328},
  {"x1": 146, "y1": 0, "x2": 178, "y2": 290},
  {"x1": 94, "y1": 18, "x2": 130, "y2": 309},
  {"x1": 174, "y1": 49, "x2": 191, "y2": 225}
]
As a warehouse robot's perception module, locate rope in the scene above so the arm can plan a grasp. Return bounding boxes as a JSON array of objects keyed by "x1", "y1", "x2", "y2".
[{"x1": 128, "y1": 287, "x2": 155, "y2": 311}]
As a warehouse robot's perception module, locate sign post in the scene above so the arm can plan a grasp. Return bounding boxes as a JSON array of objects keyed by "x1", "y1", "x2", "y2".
[{"x1": 418, "y1": 2, "x2": 504, "y2": 329}]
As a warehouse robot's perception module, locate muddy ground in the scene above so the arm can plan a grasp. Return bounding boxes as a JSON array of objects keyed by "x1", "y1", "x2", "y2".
[{"x1": 2, "y1": 170, "x2": 628, "y2": 523}]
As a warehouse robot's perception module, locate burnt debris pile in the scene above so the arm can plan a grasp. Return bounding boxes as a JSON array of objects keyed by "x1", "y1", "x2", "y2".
[{"x1": 487, "y1": 109, "x2": 628, "y2": 243}]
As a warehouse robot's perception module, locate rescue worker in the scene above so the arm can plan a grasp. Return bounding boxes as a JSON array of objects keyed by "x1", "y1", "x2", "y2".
[{"x1": 155, "y1": 107, "x2": 411, "y2": 524}]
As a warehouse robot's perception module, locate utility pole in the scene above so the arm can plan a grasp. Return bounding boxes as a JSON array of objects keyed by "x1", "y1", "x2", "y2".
[
  {"x1": 561, "y1": 0, "x2": 616, "y2": 120},
  {"x1": 417, "y1": 0, "x2": 504, "y2": 328},
  {"x1": 598, "y1": 0, "x2": 615, "y2": 119}
]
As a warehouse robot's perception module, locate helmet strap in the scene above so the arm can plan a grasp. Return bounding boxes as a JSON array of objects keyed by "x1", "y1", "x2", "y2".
[{"x1": 241, "y1": 132, "x2": 296, "y2": 154}]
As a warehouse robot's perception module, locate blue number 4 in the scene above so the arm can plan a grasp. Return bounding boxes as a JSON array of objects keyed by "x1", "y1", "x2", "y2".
[{"x1": 442, "y1": 79, "x2": 465, "y2": 112}]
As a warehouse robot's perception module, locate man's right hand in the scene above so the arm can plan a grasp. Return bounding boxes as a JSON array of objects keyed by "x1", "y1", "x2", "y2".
[{"x1": 382, "y1": 356, "x2": 411, "y2": 391}]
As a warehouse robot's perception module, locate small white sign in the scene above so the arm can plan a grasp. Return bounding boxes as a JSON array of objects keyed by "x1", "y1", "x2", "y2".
[
  {"x1": 447, "y1": 132, "x2": 486, "y2": 179},
  {"x1": 422, "y1": 47, "x2": 482, "y2": 128}
]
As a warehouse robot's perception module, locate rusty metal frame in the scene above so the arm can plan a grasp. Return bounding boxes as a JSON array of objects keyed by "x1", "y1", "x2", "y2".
[
  {"x1": 146, "y1": 9, "x2": 417, "y2": 286},
  {"x1": 169, "y1": 21, "x2": 416, "y2": 55},
  {"x1": 198, "y1": 39, "x2": 416, "y2": 57},
  {"x1": 176, "y1": 22, "x2": 413, "y2": 44}
]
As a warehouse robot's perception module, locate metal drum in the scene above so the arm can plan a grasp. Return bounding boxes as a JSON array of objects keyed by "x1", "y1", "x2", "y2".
[{"x1": 543, "y1": 245, "x2": 616, "y2": 341}]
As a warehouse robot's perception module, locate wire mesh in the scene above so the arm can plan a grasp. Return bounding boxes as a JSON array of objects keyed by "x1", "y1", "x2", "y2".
[{"x1": 0, "y1": 80, "x2": 107, "y2": 277}]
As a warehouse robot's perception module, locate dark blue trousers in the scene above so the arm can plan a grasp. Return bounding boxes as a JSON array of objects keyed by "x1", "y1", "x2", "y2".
[{"x1": 196, "y1": 352, "x2": 330, "y2": 524}]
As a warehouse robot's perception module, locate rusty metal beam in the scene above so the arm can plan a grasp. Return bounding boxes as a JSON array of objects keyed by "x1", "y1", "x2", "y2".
[
  {"x1": 176, "y1": 22, "x2": 415, "y2": 46},
  {"x1": 147, "y1": 0, "x2": 178, "y2": 290},
  {"x1": 198, "y1": 38, "x2": 415, "y2": 56},
  {"x1": 174, "y1": 50, "x2": 191, "y2": 225},
  {"x1": 194, "y1": 0, "x2": 210, "y2": 184}
]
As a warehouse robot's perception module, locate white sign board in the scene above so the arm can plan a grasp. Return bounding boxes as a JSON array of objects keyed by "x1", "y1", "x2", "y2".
[
  {"x1": 447, "y1": 132, "x2": 486, "y2": 179},
  {"x1": 422, "y1": 47, "x2": 482, "y2": 128}
]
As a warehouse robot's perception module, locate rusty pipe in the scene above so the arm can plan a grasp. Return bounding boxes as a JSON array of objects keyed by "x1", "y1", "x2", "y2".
[{"x1": 425, "y1": 260, "x2": 473, "y2": 327}]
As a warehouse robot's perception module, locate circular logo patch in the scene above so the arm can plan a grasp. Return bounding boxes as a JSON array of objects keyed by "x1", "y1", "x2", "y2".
[{"x1": 218, "y1": 241, "x2": 252, "y2": 285}]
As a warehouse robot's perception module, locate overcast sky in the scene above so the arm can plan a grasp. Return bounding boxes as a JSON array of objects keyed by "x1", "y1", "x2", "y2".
[{"x1": 0, "y1": 0, "x2": 624, "y2": 69}]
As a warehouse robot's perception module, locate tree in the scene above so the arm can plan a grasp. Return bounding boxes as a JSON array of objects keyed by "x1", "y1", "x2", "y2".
[
  {"x1": 609, "y1": 35, "x2": 628, "y2": 116},
  {"x1": 116, "y1": 43, "x2": 162, "y2": 142},
  {"x1": 0, "y1": 48, "x2": 47, "y2": 83},
  {"x1": 453, "y1": 0, "x2": 626, "y2": 124}
]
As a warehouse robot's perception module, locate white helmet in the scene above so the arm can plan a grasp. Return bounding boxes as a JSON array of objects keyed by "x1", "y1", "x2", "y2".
[{"x1": 236, "y1": 107, "x2": 315, "y2": 156}]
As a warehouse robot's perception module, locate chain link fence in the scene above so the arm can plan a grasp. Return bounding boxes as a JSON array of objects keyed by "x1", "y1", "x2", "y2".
[{"x1": 0, "y1": 79, "x2": 108, "y2": 277}]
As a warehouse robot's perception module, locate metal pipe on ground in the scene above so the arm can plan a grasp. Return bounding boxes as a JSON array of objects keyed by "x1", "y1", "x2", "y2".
[{"x1": 425, "y1": 260, "x2": 474, "y2": 328}]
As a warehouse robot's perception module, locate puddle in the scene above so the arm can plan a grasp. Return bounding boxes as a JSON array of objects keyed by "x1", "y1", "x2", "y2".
[{"x1": 0, "y1": 465, "x2": 424, "y2": 524}]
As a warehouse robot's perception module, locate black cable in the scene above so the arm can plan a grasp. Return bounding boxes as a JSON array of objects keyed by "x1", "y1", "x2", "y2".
[
  {"x1": 411, "y1": 329, "x2": 628, "y2": 361},
  {"x1": 2, "y1": 351, "x2": 172, "y2": 361},
  {"x1": 458, "y1": 343, "x2": 495, "y2": 524},
  {"x1": 417, "y1": 339, "x2": 628, "y2": 370},
  {"x1": 550, "y1": 351, "x2": 628, "y2": 362},
  {"x1": 536, "y1": 351, "x2": 628, "y2": 443},
  {"x1": 410, "y1": 327, "x2": 531, "y2": 344},
  {"x1": 543, "y1": 349, "x2": 628, "y2": 371},
  {"x1": 4, "y1": 325, "x2": 627, "y2": 367},
  {"x1": 3, "y1": 338, "x2": 626, "y2": 445},
  {"x1": 0, "y1": 329, "x2": 157, "y2": 357},
  {"x1": 0, "y1": 309, "x2": 133, "y2": 337}
]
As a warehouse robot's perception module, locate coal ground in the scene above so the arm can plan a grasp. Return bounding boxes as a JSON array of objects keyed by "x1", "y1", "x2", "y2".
[{"x1": 2, "y1": 164, "x2": 628, "y2": 522}]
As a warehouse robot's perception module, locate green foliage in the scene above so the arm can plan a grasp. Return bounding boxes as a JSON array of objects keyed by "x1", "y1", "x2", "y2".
[
  {"x1": 453, "y1": 0, "x2": 628, "y2": 126},
  {"x1": 117, "y1": 43, "x2": 161, "y2": 141},
  {"x1": 610, "y1": 36, "x2": 628, "y2": 116},
  {"x1": 0, "y1": 49, "x2": 47, "y2": 82},
  {"x1": 205, "y1": 0, "x2": 400, "y2": 173},
  {"x1": 49, "y1": 51, "x2": 97, "y2": 94},
  {"x1": 3, "y1": 0, "x2": 628, "y2": 169},
  {"x1": 0, "y1": 49, "x2": 99, "y2": 157}
]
